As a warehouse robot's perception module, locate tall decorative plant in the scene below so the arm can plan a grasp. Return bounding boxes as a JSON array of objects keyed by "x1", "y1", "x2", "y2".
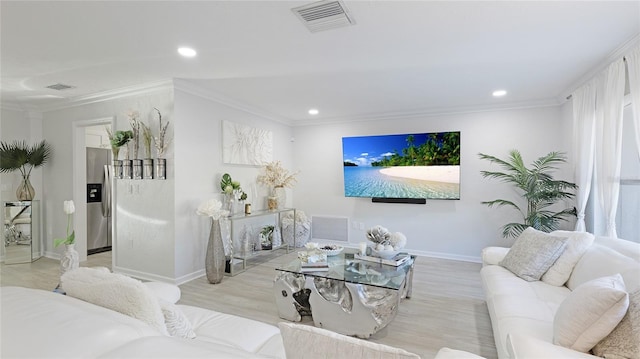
[
  {"x1": 0, "y1": 140, "x2": 52, "y2": 200},
  {"x1": 128, "y1": 110, "x2": 141, "y2": 159},
  {"x1": 153, "y1": 108, "x2": 171, "y2": 158},
  {"x1": 140, "y1": 122, "x2": 153, "y2": 159},
  {"x1": 479, "y1": 150, "x2": 577, "y2": 238}
]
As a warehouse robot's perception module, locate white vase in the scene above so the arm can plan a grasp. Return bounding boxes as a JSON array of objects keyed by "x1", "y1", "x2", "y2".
[
  {"x1": 273, "y1": 186, "x2": 286, "y2": 209},
  {"x1": 60, "y1": 243, "x2": 79, "y2": 276}
]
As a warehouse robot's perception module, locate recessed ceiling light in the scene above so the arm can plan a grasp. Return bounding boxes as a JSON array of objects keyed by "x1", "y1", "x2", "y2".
[
  {"x1": 308, "y1": 108, "x2": 319, "y2": 115},
  {"x1": 177, "y1": 47, "x2": 197, "y2": 57},
  {"x1": 492, "y1": 90, "x2": 507, "y2": 97}
]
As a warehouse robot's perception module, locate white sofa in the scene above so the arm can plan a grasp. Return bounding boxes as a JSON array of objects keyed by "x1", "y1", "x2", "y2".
[
  {"x1": 1, "y1": 275, "x2": 422, "y2": 359},
  {"x1": 481, "y1": 234, "x2": 640, "y2": 359},
  {"x1": 1, "y1": 286, "x2": 286, "y2": 358}
]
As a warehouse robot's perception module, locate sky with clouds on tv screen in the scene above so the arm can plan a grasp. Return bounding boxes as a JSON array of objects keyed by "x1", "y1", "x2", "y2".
[{"x1": 342, "y1": 133, "x2": 429, "y2": 167}]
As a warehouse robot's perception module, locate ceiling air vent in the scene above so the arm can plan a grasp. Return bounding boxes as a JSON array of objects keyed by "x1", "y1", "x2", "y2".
[
  {"x1": 45, "y1": 83, "x2": 75, "y2": 91},
  {"x1": 292, "y1": 0, "x2": 355, "y2": 33}
]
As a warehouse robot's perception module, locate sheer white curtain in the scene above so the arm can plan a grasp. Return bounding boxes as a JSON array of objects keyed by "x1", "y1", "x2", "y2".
[
  {"x1": 572, "y1": 81, "x2": 597, "y2": 231},
  {"x1": 595, "y1": 59, "x2": 626, "y2": 238},
  {"x1": 626, "y1": 47, "x2": 640, "y2": 158}
]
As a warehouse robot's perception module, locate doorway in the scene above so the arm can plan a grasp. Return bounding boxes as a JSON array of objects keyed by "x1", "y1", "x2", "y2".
[
  {"x1": 85, "y1": 125, "x2": 112, "y2": 255},
  {"x1": 71, "y1": 117, "x2": 115, "y2": 264}
]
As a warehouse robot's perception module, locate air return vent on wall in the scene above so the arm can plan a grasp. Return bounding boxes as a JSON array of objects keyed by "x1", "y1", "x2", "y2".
[{"x1": 292, "y1": 0, "x2": 355, "y2": 33}]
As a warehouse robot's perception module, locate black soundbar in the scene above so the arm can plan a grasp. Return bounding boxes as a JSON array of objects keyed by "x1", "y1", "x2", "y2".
[{"x1": 371, "y1": 197, "x2": 426, "y2": 204}]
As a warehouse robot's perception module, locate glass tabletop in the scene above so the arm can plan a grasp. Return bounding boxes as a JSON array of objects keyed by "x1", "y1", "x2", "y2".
[{"x1": 275, "y1": 248, "x2": 415, "y2": 290}]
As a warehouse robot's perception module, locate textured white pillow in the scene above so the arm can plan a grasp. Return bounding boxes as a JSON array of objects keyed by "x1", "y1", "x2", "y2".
[
  {"x1": 553, "y1": 274, "x2": 629, "y2": 352},
  {"x1": 499, "y1": 227, "x2": 568, "y2": 282},
  {"x1": 143, "y1": 281, "x2": 181, "y2": 304},
  {"x1": 566, "y1": 244, "x2": 640, "y2": 291},
  {"x1": 278, "y1": 322, "x2": 420, "y2": 359},
  {"x1": 158, "y1": 299, "x2": 196, "y2": 339},
  {"x1": 541, "y1": 231, "x2": 594, "y2": 286},
  {"x1": 592, "y1": 289, "x2": 640, "y2": 359},
  {"x1": 61, "y1": 267, "x2": 168, "y2": 335}
]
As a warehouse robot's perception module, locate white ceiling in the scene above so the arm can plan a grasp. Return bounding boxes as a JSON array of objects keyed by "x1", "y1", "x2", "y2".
[{"x1": 1, "y1": 1, "x2": 639, "y2": 124}]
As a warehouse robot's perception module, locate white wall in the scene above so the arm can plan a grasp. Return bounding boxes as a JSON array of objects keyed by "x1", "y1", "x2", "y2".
[
  {"x1": 42, "y1": 87, "x2": 174, "y2": 270},
  {"x1": 173, "y1": 80, "x2": 294, "y2": 282},
  {"x1": 292, "y1": 105, "x2": 574, "y2": 261}
]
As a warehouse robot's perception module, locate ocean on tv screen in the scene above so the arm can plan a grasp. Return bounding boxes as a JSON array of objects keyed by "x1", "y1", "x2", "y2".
[{"x1": 343, "y1": 165, "x2": 460, "y2": 199}]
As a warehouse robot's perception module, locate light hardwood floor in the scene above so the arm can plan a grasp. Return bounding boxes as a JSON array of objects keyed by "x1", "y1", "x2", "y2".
[{"x1": 0, "y1": 251, "x2": 497, "y2": 359}]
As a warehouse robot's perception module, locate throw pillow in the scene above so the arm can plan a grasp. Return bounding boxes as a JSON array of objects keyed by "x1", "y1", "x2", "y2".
[
  {"x1": 61, "y1": 267, "x2": 168, "y2": 335},
  {"x1": 542, "y1": 231, "x2": 595, "y2": 286},
  {"x1": 143, "y1": 281, "x2": 182, "y2": 304},
  {"x1": 499, "y1": 227, "x2": 568, "y2": 282},
  {"x1": 159, "y1": 299, "x2": 197, "y2": 339},
  {"x1": 592, "y1": 289, "x2": 640, "y2": 359},
  {"x1": 553, "y1": 274, "x2": 629, "y2": 352},
  {"x1": 278, "y1": 322, "x2": 421, "y2": 359}
]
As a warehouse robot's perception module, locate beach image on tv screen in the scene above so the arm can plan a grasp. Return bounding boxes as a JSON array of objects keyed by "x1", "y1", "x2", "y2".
[{"x1": 342, "y1": 132, "x2": 460, "y2": 199}]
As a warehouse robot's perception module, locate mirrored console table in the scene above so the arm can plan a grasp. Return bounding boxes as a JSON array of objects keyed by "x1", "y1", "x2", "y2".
[
  {"x1": 225, "y1": 207, "x2": 295, "y2": 276},
  {"x1": 4, "y1": 201, "x2": 41, "y2": 264}
]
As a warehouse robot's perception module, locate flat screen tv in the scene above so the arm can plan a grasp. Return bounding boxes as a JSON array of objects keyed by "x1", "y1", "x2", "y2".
[{"x1": 342, "y1": 131, "x2": 460, "y2": 200}]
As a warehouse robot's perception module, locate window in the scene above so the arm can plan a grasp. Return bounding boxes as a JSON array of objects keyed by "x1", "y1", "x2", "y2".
[{"x1": 616, "y1": 104, "x2": 640, "y2": 243}]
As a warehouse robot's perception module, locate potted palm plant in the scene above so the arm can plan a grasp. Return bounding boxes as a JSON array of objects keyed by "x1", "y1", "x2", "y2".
[
  {"x1": 479, "y1": 150, "x2": 577, "y2": 238},
  {"x1": 0, "y1": 140, "x2": 52, "y2": 200}
]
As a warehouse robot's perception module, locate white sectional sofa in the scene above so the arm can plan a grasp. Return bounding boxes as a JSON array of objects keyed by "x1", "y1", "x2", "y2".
[
  {"x1": 1, "y1": 286, "x2": 286, "y2": 358},
  {"x1": 1, "y1": 267, "x2": 422, "y2": 359},
  {"x1": 481, "y1": 233, "x2": 640, "y2": 359}
]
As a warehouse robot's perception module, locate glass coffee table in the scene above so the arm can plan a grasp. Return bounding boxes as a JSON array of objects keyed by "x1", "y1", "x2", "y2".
[{"x1": 274, "y1": 248, "x2": 415, "y2": 338}]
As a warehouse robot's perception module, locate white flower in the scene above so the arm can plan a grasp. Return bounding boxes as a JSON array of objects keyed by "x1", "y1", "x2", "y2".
[
  {"x1": 63, "y1": 200, "x2": 75, "y2": 215},
  {"x1": 366, "y1": 225, "x2": 391, "y2": 244},
  {"x1": 305, "y1": 242, "x2": 319, "y2": 250},
  {"x1": 196, "y1": 199, "x2": 229, "y2": 220},
  {"x1": 389, "y1": 232, "x2": 407, "y2": 250}
]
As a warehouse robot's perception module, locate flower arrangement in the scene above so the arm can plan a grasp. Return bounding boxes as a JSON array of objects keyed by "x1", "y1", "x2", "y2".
[
  {"x1": 196, "y1": 198, "x2": 229, "y2": 220},
  {"x1": 140, "y1": 121, "x2": 153, "y2": 159},
  {"x1": 153, "y1": 108, "x2": 171, "y2": 158},
  {"x1": 366, "y1": 225, "x2": 406, "y2": 251},
  {"x1": 220, "y1": 173, "x2": 247, "y2": 200},
  {"x1": 54, "y1": 200, "x2": 76, "y2": 247},
  {"x1": 260, "y1": 225, "x2": 275, "y2": 248},
  {"x1": 0, "y1": 140, "x2": 52, "y2": 200},
  {"x1": 106, "y1": 128, "x2": 133, "y2": 160},
  {"x1": 128, "y1": 110, "x2": 141, "y2": 159},
  {"x1": 256, "y1": 161, "x2": 299, "y2": 189}
]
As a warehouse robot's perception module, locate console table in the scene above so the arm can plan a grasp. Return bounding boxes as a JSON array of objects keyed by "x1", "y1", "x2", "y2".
[
  {"x1": 225, "y1": 208, "x2": 295, "y2": 276},
  {"x1": 3, "y1": 201, "x2": 41, "y2": 264},
  {"x1": 274, "y1": 249, "x2": 415, "y2": 338}
]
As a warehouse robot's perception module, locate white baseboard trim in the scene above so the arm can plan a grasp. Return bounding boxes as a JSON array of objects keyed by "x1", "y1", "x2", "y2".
[
  {"x1": 44, "y1": 251, "x2": 61, "y2": 260},
  {"x1": 112, "y1": 266, "x2": 178, "y2": 284},
  {"x1": 111, "y1": 266, "x2": 206, "y2": 285},
  {"x1": 176, "y1": 269, "x2": 205, "y2": 285},
  {"x1": 410, "y1": 249, "x2": 481, "y2": 264}
]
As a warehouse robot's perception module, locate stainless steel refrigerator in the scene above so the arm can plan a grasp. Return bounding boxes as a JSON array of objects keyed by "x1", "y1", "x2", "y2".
[{"x1": 86, "y1": 148, "x2": 112, "y2": 255}]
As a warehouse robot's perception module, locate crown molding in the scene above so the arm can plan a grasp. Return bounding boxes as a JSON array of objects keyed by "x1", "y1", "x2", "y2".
[
  {"x1": 0, "y1": 101, "x2": 36, "y2": 112},
  {"x1": 559, "y1": 33, "x2": 640, "y2": 102},
  {"x1": 173, "y1": 79, "x2": 294, "y2": 126},
  {"x1": 36, "y1": 79, "x2": 174, "y2": 113},
  {"x1": 292, "y1": 97, "x2": 562, "y2": 127}
]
